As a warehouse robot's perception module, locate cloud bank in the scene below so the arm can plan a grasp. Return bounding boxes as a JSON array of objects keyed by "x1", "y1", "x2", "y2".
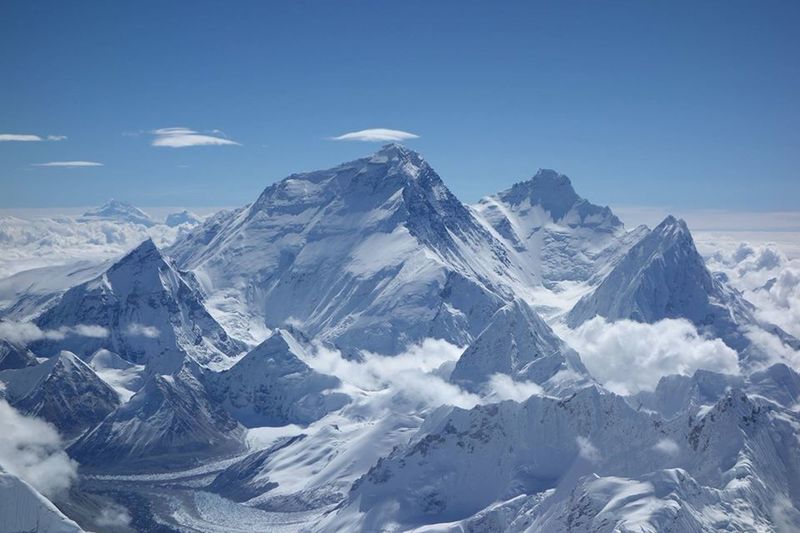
[
  {"x1": 0, "y1": 399, "x2": 77, "y2": 497},
  {"x1": 562, "y1": 317, "x2": 740, "y2": 395},
  {"x1": 330, "y1": 128, "x2": 419, "y2": 142},
  {"x1": 151, "y1": 127, "x2": 240, "y2": 148}
]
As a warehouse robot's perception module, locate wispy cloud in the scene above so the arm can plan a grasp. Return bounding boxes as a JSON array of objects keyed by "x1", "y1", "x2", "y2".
[
  {"x1": 150, "y1": 127, "x2": 240, "y2": 148},
  {"x1": 32, "y1": 161, "x2": 104, "y2": 167},
  {"x1": 0, "y1": 134, "x2": 67, "y2": 142},
  {"x1": 330, "y1": 128, "x2": 419, "y2": 142}
]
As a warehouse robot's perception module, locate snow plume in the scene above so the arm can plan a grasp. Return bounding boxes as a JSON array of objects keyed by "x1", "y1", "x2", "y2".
[
  {"x1": 563, "y1": 317, "x2": 740, "y2": 395},
  {"x1": 0, "y1": 400, "x2": 77, "y2": 497},
  {"x1": 0, "y1": 320, "x2": 108, "y2": 344},
  {"x1": 307, "y1": 339, "x2": 480, "y2": 412}
]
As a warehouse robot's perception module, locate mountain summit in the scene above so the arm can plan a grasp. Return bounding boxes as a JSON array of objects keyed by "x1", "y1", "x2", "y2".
[
  {"x1": 169, "y1": 145, "x2": 517, "y2": 354},
  {"x1": 79, "y1": 199, "x2": 155, "y2": 227}
]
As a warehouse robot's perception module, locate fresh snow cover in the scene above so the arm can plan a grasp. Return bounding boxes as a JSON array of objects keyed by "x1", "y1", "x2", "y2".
[{"x1": 0, "y1": 144, "x2": 798, "y2": 531}]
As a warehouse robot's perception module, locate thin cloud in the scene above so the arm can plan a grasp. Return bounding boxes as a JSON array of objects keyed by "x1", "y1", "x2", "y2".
[
  {"x1": 0, "y1": 134, "x2": 66, "y2": 142},
  {"x1": 32, "y1": 161, "x2": 103, "y2": 168},
  {"x1": 330, "y1": 128, "x2": 419, "y2": 142},
  {"x1": 151, "y1": 127, "x2": 240, "y2": 148}
]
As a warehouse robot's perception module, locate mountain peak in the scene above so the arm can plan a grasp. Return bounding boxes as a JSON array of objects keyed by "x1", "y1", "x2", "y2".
[
  {"x1": 80, "y1": 199, "x2": 155, "y2": 227},
  {"x1": 499, "y1": 169, "x2": 580, "y2": 221}
]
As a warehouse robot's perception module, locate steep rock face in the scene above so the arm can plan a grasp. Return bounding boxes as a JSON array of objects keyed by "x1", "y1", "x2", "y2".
[
  {"x1": 0, "y1": 471, "x2": 85, "y2": 533},
  {"x1": 0, "y1": 351, "x2": 119, "y2": 437},
  {"x1": 566, "y1": 216, "x2": 787, "y2": 362},
  {"x1": 78, "y1": 199, "x2": 155, "y2": 227},
  {"x1": 69, "y1": 363, "x2": 245, "y2": 469},
  {"x1": 474, "y1": 169, "x2": 640, "y2": 284},
  {"x1": 169, "y1": 144, "x2": 517, "y2": 354},
  {"x1": 0, "y1": 338, "x2": 38, "y2": 370},
  {"x1": 210, "y1": 329, "x2": 349, "y2": 426},
  {"x1": 33, "y1": 239, "x2": 243, "y2": 373},
  {"x1": 449, "y1": 299, "x2": 590, "y2": 395}
]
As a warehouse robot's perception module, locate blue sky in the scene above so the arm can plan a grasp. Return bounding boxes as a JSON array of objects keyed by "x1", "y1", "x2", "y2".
[{"x1": 1, "y1": 1, "x2": 798, "y2": 212}]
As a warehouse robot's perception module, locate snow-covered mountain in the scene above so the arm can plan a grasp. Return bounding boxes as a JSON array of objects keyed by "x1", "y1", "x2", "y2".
[
  {"x1": 474, "y1": 169, "x2": 643, "y2": 285},
  {"x1": 0, "y1": 471, "x2": 84, "y2": 533},
  {"x1": 331, "y1": 375, "x2": 800, "y2": 531},
  {"x1": 69, "y1": 362, "x2": 246, "y2": 469},
  {"x1": 32, "y1": 238, "x2": 244, "y2": 373},
  {"x1": 165, "y1": 209, "x2": 202, "y2": 227},
  {"x1": 210, "y1": 329, "x2": 349, "y2": 426},
  {"x1": 78, "y1": 199, "x2": 155, "y2": 227},
  {"x1": 0, "y1": 339, "x2": 38, "y2": 370},
  {"x1": 1, "y1": 145, "x2": 798, "y2": 531},
  {"x1": 449, "y1": 299, "x2": 591, "y2": 395},
  {"x1": 0, "y1": 351, "x2": 119, "y2": 437},
  {"x1": 566, "y1": 216, "x2": 796, "y2": 363},
  {"x1": 169, "y1": 144, "x2": 519, "y2": 354}
]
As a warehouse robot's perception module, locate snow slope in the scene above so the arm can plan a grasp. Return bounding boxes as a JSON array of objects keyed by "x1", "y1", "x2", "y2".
[{"x1": 0, "y1": 471, "x2": 84, "y2": 533}]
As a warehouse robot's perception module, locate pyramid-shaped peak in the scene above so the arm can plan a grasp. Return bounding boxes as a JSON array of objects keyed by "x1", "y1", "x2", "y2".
[
  {"x1": 499, "y1": 169, "x2": 581, "y2": 220},
  {"x1": 117, "y1": 238, "x2": 162, "y2": 263},
  {"x1": 654, "y1": 215, "x2": 690, "y2": 234},
  {"x1": 531, "y1": 168, "x2": 574, "y2": 189}
]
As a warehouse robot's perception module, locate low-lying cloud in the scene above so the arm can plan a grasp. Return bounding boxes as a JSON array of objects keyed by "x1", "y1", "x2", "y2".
[
  {"x1": 0, "y1": 320, "x2": 109, "y2": 345},
  {"x1": 0, "y1": 399, "x2": 77, "y2": 497},
  {"x1": 127, "y1": 323, "x2": 160, "y2": 338},
  {"x1": 330, "y1": 128, "x2": 419, "y2": 142},
  {"x1": 562, "y1": 317, "x2": 740, "y2": 395}
]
